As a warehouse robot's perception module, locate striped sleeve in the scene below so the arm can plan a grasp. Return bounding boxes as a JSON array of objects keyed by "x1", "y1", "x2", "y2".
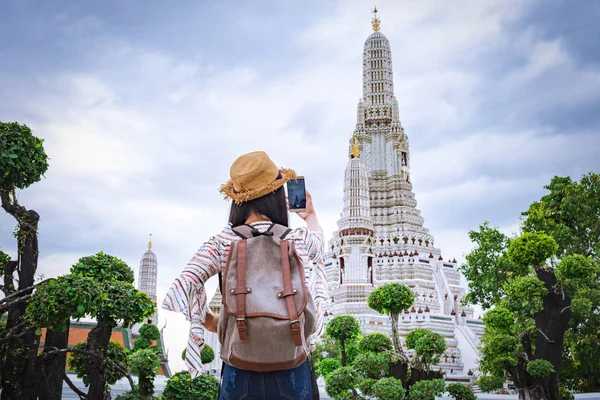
[
  {"x1": 293, "y1": 227, "x2": 324, "y2": 261},
  {"x1": 162, "y1": 233, "x2": 226, "y2": 377},
  {"x1": 292, "y1": 227, "x2": 329, "y2": 340}
]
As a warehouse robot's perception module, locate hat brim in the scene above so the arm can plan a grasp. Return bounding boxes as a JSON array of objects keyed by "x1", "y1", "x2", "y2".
[{"x1": 219, "y1": 168, "x2": 297, "y2": 205}]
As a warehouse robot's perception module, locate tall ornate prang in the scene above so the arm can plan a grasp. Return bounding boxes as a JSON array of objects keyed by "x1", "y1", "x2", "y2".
[
  {"x1": 137, "y1": 234, "x2": 158, "y2": 326},
  {"x1": 323, "y1": 9, "x2": 483, "y2": 377}
]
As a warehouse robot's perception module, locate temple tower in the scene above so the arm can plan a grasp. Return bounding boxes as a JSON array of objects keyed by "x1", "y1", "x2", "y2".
[
  {"x1": 138, "y1": 235, "x2": 158, "y2": 325},
  {"x1": 324, "y1": 8, "x2": 483, "y2": 375}
]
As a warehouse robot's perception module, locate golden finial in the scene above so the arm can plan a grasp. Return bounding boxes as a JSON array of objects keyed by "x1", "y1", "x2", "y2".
[
  {"x1": 148, "y1": 234, "x2": 153, "y2": 250},
  {"x1": 372, "y1": 6, "x2": 380, "y2": 32},
  {"x1": 351, "y1": 137, "x2": 361, "y2": 158}
]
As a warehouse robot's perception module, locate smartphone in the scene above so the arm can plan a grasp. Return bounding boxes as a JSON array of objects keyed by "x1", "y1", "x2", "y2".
[{"x1": 287, "y1": 177, "x2": 307, "y2": 212}]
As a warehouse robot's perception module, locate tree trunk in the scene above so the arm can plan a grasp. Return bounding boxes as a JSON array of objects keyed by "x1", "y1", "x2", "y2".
[
  {"x1": 86, "y1": 318, "x2": 115, "y2": 400},
  {"x1": 340, "y1": 339, "x2": 347, "y2": 366},
  {"x1": 0, "y1": 206, "x2": 41, "y2": 400},
  {"x1": 140, "y1": 372, "x2": 153, "y2": 397},
  {"x1": 389, "y1": 361, "x2": 409, "y2": 386},
  {"x1": 39, "y1": 320, "x2": 71, "y2": 400},
  {"x1": 407, "y1": 367, "x2": 443, "y2": 389},
  {"x1": 534, "y1": 269, "x2": 571, "y2": 400},
  {"x1": 390, "y1": 312, "x2": 404, "y2": 357},
  {"x1": 518, "y1": 386, "x2": 547, "y2": 400}
]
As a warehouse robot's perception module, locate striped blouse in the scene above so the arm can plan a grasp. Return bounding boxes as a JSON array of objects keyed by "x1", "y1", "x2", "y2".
[{"x1": 162, "y1": 221, "x2": 329, "y2": 377}]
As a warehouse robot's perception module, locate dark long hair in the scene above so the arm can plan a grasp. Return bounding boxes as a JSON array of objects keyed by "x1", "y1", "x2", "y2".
[{"x1": 228, "y1": 185, "x2": 289, "y2": 228}]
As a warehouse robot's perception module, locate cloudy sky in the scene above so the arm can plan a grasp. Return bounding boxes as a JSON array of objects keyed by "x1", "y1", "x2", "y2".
[{"x1": 1, "y1": 0, "x2": 599, "y2": 373}]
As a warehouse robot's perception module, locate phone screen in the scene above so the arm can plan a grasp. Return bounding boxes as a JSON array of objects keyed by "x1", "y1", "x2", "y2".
[{"x1": 287, "y1": 178, "x2": 306, "y2": 210}]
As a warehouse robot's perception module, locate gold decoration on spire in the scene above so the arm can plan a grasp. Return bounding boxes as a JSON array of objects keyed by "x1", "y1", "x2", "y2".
[
  {"x1": 351, "y1": 137, "x2": 361, "y2": 158},
  {"x1": 372, "y1": 6, "x2": 380, "y2": 32},
  {"x1": 148, "y1": 234, "x2": 153, "y2": 250}
]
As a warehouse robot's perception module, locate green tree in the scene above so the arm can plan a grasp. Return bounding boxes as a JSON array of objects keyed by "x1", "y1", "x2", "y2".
[
  {"x1": 372, "y1": 377, "x2": 406, "y2": 400},
  {"x1": 477, "y1": 374, "x2": 504, "y2": 393},
  {"x1": 129, "y1": 323, "x2": 162, "y2": 397},
  {"x1": 408, "y1": 378, "x2": 445, "y2": 400},
  {"x1": 359, "y1": 332, "x2": 392, "y2": 353},
  {"x1": 133, "y1": 324, "x2": 160, "y2": 352},
  {"x1": 522, "y1": 174, "x2": 600, "y2": 258},
  {"x1": 325, "y1": 315, "x2": 361, "y2": 366},
  {"x1": 68, "y1": 341, "x2": 129, "y2": 388},
  {"x1": 312, "y1": 339, "x2": 340, "y2": 379},
  {"x1": 522, "y1": 173, "x2": 600, "y2": 393},
  {"x1": 325, "y1": 366, "x2": 361, "y2": 400},
  {"x1": 161, "y1": 371, "x2": 219, "y2": 400},
  {"x1": 317, "y1": 358, "x2": 341, "y2": 379},
  {"x1": 446, "y1": 383, "x2": 476, "y2": 400},
  {"x1": 129, "y1": 349, "x2": 161, "y2": 397},
  {"x1": 462, "y1": 219, "x2": 600, "y2": 399},
  {"x1": 405, "y1": 328, "x2": 447, "y2": 372},
  {"x1": 352, "y1": 351, "x2": 389, "y2": 380},
  {"x1": 0, "y1": 121, "x2": 49, "y2": 399},
  {"x1": 27, "y1": 274, "x2": 101, "y2": 398},
  {"x1": 70, "y1": 252, "x2": 155, "y2": 399},
  {"x1": 367, "y1": 283, "x2": 414, "y2": 357}
]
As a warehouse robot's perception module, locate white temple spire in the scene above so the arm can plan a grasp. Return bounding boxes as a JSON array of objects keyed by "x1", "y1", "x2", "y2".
[
  {"x1": 138, "y1": 235, "x2": 158, "y2": 325},
  {"x1": 322, "y1": 9, "x2": 482, "y2": 376}
]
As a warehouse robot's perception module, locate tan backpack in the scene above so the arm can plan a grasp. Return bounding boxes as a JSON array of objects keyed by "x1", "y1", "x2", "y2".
[{"x1": 217, "y1": 223, "x2": 317, "y2": 371}]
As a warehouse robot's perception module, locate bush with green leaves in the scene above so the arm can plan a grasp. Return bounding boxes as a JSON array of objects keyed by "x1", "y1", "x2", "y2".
[
  {"x1": 324, "y1": 366, "x2": 361, "y2": 400},
  {"x1": 0, "y1": 250, "x2": 10, "y2": 265},
  {"x1": 68, "y1": 341, "x2": 129, "y2": 387},
  {"x1": 161, "y1": 371, "x2": 219, "y2": 400},
  {"x1": 27, "y1": 275, "x2": 100, "y2": 330},
  {"x1": 372, "y1": 377, "x2": 406, "y2": 400},
  {"x1": 559, "y1": 386, "x2": 574, "y2": 400},
  {"x1": 0, "y1": 121, "x2": 49, "y2": 191},
  {"x1": 525, "y1": 359, "x2": 555, "y2": 377},
  {"x1": 130, "y1": 323, "x2": 163, "y2": 397},
  {"x1": 71, "y1": 252, "x2": 135, "y2": 284},
  {"x1": 201, "y1": 344, "x2": 215, "y2": 365},
  {"x1": 357, "y1": 377, "x2": 378, "y2": 397},
  {"x1": 352, "y1": 352, "x2": 389, "y2": 379},
  {"x1": 133, "y1": 324, "x2": 160, "y2": 351},
  {"x1": 129, "y1": 348, "x2": 161, "y2": 392},
  {"x1": 409, "y1": 378, "x2": 445, "y2": 400},
  {"x1": 367, "y1": 283, "x2": 414, "y2": 356},
  {"x1": 115, "y1": 390, "x2": 158, "y2": 400},
  {"x1": 477, "y1": 374, "x2": 504, "y2": 393},
  {"x1": 405, "y1": 328, "x2": 447, "y2": 372},
  {"x1": 181, "y1": 344, "x2": 215, "y2": 366},
  {"x1": 325, "y1": 315, "x2": 361, "y2": 366},
  {"x1": 317, "y1": 358, "x2": 341, "y2": 379},
  {"x1": 446, "y1": 383, "x2": 476, "y2": 400},
  {"x1": 359, "y1": 332, "x2": 392, "y2": 353}
]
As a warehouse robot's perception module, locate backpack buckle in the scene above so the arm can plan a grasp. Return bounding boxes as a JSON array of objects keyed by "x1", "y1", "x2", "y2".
[
  {"x1": 290, "y1": 320, "x2": 302, "y2": 346},
  {"x1": 236, "y1": 318, "x2": 249, "y2": 341}
]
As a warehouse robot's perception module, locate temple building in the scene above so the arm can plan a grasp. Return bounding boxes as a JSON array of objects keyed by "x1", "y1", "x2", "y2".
[
  {"x1": 322, "y1": 9, "x2": 483, "y2": 375},
  {"x1": 132, "y1": 235, "x2": 171, "y2": 377},
  {"x1": 132, "y1": 235, "x2": 159, "y2": 331}
]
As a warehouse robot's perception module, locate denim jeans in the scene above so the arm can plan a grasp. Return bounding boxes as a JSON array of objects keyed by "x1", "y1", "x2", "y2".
[{"x1": 219, "y1": 359, "x2": 314, "y2": 400}]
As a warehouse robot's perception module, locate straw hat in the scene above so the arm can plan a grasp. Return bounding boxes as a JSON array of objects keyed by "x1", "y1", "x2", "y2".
[{"x1": 219, "y1": 151, "x2": 296, "y2": 205}]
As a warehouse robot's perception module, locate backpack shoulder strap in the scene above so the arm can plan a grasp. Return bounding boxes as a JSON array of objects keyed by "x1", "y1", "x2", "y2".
[
  {"x1": 269, "y1": 223, "x2": 293, "y2": 240},
  {"x1": 231, "y1": 225, "x2": 253, "y2": 239}
]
